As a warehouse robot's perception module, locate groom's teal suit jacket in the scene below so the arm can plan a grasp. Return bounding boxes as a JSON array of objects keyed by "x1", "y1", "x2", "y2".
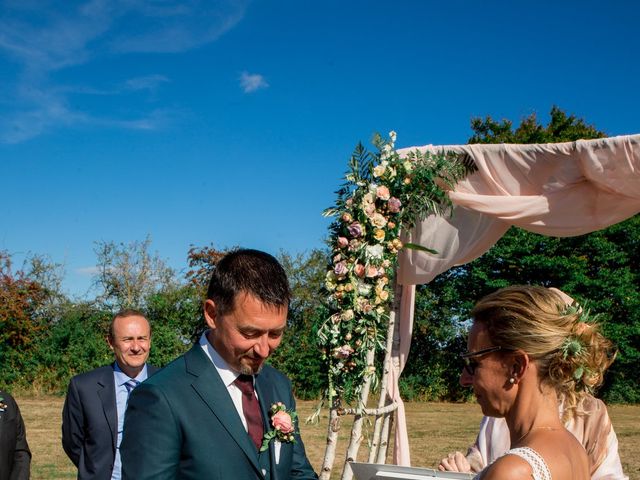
[{"x1": 120, "y1": 344, "x2": 317, "y2": 480}]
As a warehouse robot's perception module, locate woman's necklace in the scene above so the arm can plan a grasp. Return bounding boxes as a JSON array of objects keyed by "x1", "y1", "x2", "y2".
[{"x1": 515, "y1": 426, "x2": 559, "y2": 445}]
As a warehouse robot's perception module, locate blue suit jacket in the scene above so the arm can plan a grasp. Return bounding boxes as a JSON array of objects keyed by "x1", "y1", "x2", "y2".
[
  {"x1": 61, "y1": 363, "x2": 159, "y2": 480},
  {"x1": 121, "y1": 345, "x2": 317, "y2": 480}
]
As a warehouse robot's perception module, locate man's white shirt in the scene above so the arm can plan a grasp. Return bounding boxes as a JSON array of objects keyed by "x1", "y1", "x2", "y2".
[{"x1": 199, "y1": 332, "x2": 282, "y2": 464}]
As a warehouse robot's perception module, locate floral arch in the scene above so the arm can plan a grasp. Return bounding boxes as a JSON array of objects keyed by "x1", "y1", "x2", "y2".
[{"x1": 317, "y1": 132, "x2": 640, "y2": 480}]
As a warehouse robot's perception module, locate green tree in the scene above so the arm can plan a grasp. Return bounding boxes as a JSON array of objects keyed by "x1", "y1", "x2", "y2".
[
  {"x1": 408, "y1": 107, "x2": 640, "y2": 402},
  {"x1": 468, "y1": 106, "x2": 604, "y2": 144},
  {"x1": 144, "y1": 285, "x2": 203, "y2": 366},
  {"x1": 93, "y1": 236, "x2": 176, "y2": 310},
  {"x1": 26, "y1": 303, "x2": 112, "y2": 392},
  {"x1": 269, "y1": 249, "x2": 329, "y2": 399}
]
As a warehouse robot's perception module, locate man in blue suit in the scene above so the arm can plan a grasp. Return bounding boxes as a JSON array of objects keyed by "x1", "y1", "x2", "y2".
[
  {"x1": 62, "y1": 310, "x2": 158, "y2": 480},
  {"x1": 121, "y1": 249, "x2": 317, "y2": 480}
]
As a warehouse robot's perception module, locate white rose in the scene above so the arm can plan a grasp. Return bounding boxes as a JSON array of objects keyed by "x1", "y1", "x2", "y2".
[
  {"x1": 373, "y1": 164, "x2": 386, "y2": 177},
  {"x1": 366, "y1": 244, "x2": 384, "y2": 259}
]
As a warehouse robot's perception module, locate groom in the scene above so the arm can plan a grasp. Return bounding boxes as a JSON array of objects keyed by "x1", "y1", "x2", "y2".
[{"x1": 121, "y1": 249, "x2": 317, "y2": 480}]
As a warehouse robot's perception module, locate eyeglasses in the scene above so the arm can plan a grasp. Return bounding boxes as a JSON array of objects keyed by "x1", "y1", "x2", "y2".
[{"x1": 461, "y1": 346, "x2": 504, "y2": 376}]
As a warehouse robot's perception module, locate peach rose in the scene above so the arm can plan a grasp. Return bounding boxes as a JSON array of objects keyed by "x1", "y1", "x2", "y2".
[
  {"x1": 376, "y1": 185, "x2": 391, "y2": 200},
  {"x1": 366, "y1": 265, "x2": 379, "y2": 278},
  {"x1": 272, "y1": 410, "x2": 294, "y2": 434}
]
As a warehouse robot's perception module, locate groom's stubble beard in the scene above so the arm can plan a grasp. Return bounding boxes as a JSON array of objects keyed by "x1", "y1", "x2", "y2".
[{"x1": 240, "y1": 362, "x2": 263, "y2": 376}]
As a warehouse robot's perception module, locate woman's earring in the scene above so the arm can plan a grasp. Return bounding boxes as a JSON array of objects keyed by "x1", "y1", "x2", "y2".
[{"x1": 509, "y1": 377, "x2": 515, "y2": 384}]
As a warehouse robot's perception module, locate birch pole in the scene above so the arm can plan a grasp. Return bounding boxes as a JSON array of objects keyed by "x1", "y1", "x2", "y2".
[
  {"x1": 339, "y1": 346, "x2": 376, "y2": 480},
  {"x1": 367, "y1": 279, "x2": 402, "y2": 462},
  {"x1": 318, "y1": 396, "x2": 342, "y2": 480}
]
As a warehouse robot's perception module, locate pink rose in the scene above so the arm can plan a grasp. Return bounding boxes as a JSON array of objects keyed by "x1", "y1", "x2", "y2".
[
  {"x1": 388, "y1": 197, "x2": 402, "y2": 213},
  {"x1": 272, "y1": 410, "x2": 294, "y2": 434},
  {"x1": 354, "y1": 264, "x2": 365, "y2": 278},
  {"x1": 364, "y1": 203, "x2": 376, "y2": 218},
  {"x1": 335, "y1": 344, "x2": 354, "y2": 359},
  {"x1": 348, "y1": 222, "x2": 363, "y2": 237},
  {"x1": 376, "y1": 185, "x2": 391, "y2": 200},
  {"x1": 348, "y1": 239, "x2": 361, "y2": 251},
  {"x1": 334, "y1": 261, "x2": 348, "y2": 276},
  {"x1": 337, "y1": 236, "x2": 349, "y2": 248}
]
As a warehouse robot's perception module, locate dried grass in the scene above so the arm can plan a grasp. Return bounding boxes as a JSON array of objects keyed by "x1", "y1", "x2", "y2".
[{"x1": 16, "y1": 396, "x2": 639, "y2": 480}]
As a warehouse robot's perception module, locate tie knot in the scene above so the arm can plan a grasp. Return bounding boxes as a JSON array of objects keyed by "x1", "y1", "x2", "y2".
[
  {"x1": 234, "y1": 374, "x2": 255, "y2": 395},
  {"x1": 125, "y1": 379, "x2": 140, "y2": 394}
]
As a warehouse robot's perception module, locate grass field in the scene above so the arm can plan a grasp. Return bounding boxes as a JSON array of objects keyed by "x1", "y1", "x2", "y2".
[{"x1": 17, "y1": 396, "x2": 639, "y2": 479}]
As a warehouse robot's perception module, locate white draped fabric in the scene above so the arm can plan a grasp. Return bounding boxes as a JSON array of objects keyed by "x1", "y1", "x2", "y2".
[{"x1": 388, "y1": 134, "x2": 640, "y2": 465}]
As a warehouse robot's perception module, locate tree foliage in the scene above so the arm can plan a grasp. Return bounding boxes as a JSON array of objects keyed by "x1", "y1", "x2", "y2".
[
  {"x1": 93, "y1": 236, "x2": 176, "y2": 310},
  {"x1": 185, "y1": 244, "x2": 229, "y2": 295},
  {"x1": 269, "y1": 250, "x2": 329, "y2": 399},
  {"x1": 0, "y1": 251, "x2": 48, "y2": 350},
  {"x1": 468, "y1": 106, "x2": 604, "y2": 144}
]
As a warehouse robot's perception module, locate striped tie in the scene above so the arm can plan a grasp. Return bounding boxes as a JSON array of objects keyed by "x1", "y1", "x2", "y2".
[{"x1": 124, "y1": 379, "x2": 140, "y2": 396}]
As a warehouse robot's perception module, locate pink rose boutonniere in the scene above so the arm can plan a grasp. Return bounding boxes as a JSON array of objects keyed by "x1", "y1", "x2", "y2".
[
  {"x1": 259, "y1": 402, "x2": 298, "y2": 452},
  {"x1": 0, "y1": 397, "x2": 7, "y2": 412}
]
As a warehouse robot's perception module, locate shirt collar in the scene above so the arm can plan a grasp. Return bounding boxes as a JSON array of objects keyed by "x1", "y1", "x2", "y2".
[
  {"x1": 199, "y1": 331, "x2": 245, "y2": 388},
  {"x1": 113, "y1": 362, "x2": 148, "y2": 386}
]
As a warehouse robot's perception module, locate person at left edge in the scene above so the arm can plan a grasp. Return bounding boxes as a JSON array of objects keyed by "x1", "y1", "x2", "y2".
[
  {"x1": 62, "y1": 309, "x2": 159, "y2": 480},
  {"x1": 0, "y1": 389, "x2": 31, "y2": 480}
]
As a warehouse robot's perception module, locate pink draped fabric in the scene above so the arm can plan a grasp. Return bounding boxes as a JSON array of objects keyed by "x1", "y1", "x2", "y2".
[{"x1": 388, "y1": 134, "x2": 640, "y2": 465}]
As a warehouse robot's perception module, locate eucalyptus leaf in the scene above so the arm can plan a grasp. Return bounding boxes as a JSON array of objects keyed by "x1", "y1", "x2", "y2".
[{"x1": 403, "y1": 243, "x2": 439, "y2": 254}]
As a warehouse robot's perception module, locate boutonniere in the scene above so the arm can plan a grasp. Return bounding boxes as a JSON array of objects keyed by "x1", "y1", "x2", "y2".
[
  {"x1": 259, "y1": 402, "x2": 298, "y2": 452},
  {"x1": 0, "y1": 397, "x2": 7, "y2": 412}
]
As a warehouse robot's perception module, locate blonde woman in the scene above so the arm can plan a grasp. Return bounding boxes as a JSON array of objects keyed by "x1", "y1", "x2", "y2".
[{"x1": 443, "y1": 286, "x2": 615, "y2": 480}]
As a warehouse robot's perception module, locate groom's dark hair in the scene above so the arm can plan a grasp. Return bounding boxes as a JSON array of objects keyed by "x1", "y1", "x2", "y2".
[{"x1": 206, "y1": 248, "x2": 290, "y2": 316}]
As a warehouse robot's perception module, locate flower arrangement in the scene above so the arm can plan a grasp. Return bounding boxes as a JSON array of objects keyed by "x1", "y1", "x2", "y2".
[
  {"x1": 260, "y1": 402, "x2": 298, "y2": 452},
  {"x1": 320, "y1": 132, "x2": 476, "y2": 403},
  {"x1": 560, "y1": 303, "x2": 601, "y2": 386}
]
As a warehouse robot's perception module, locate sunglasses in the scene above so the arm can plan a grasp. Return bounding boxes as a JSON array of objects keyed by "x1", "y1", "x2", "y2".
[{"x1": 461, "y1": 346, "x2": 505, "y2": 376}]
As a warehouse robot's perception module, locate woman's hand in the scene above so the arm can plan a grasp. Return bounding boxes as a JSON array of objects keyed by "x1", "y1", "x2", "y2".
[{"x1": 438, "y1": 451, "x2": 472, "y2": 472}]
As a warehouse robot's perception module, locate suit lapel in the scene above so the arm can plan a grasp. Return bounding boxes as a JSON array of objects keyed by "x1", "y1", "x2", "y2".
[
  {"x1": 185, "y1": 346, "x2": 262, "y2": 474},
  {"x1": 96, "y1": 366, "x2": 117, "y2": 449},
  {"x1": 256, "y1": 372, "x2": 279, "y2": 480}
]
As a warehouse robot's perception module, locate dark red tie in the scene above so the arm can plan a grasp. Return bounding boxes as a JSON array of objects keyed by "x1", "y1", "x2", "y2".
[{"x1": 234, "y1": 374, "x2": 264, "y2": 450}]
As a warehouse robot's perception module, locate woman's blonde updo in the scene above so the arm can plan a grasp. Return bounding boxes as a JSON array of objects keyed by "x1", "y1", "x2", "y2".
[{"x1": 471, "y1": 285, "x2": 616, "y2": 418}]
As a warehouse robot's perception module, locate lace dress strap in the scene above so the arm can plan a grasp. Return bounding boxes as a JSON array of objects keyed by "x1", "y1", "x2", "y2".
[{"x1": 506, "y1": 446, "x2": 552, "y2": 480}]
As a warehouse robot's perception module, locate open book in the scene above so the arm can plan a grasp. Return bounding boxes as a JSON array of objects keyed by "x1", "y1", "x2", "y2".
[{"x1": 349, "y1": 462, "x2": 475, "y2": 480}]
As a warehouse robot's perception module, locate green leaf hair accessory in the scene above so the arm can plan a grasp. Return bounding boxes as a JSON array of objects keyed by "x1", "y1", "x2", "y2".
[
  {"x1": 573, "y1": 365, "x2": 585, "y2": 381},
  {"x1": 561, "y1": 338, "x2": 584, "y2": 360}
]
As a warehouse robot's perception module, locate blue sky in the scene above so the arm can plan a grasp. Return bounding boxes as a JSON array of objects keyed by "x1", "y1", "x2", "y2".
[{"x1": 1, "y1": 0, "x2": 639, "y2": 298}]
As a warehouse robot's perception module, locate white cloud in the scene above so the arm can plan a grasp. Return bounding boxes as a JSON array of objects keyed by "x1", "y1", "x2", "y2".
[
  {"x1": 0, "y1": 0, "x2": 248, "y2": 143},
  {"x1": 239, "y1": 71, "x2": 269, "y2": 93},
  {"x1": 76, "y1": 265, "x2": 100, "y2": 276}
]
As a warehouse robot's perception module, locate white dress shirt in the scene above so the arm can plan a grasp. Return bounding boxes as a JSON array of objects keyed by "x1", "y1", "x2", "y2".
[{"x1": 199, "y1": 331, "x2": 282, "y2": 464}]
